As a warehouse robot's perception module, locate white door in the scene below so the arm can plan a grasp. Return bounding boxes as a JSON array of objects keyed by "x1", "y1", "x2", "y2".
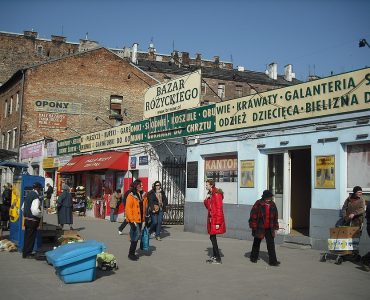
[{"x1": 268, "y1": 152, "x2": 290, "y2": 234}]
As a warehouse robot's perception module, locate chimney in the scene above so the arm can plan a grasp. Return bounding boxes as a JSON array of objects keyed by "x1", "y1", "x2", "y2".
[
  {"x1": 267, "y1": 62, "x2": 277, "y2": 80},
  {"x1": 172, "y1": 51, "x2": 179, "y2": 66},
  {"x1": 284, "y1": 64, "x2": 295, "y2": 82},
  {"x1": 195, "y1": 53, "x2": 202, "y2": 66},
  {"x1": 51, "y1": 35, "x2": 66, "y2": 43},
  {"x1": 148, "y1": 42, "x2": 156, "y2": 60},
  {"x1": 79, "y1": 39, "x2": 99, "y2": 52},
  {"x1": 131, "y1": 43, "x2": 138, "y2": 64},
  {"x1": 24, "y1": 30, "x2": 38, "y2": 39},
  {"x1": 182, "y1": 52, "x2": 190, "y2": 66},
  {"x1": 213, "y1": 56, "x2": 220, "y2": 68},
  {"x1": 237, "y1": 66, "x2": 245, "y2": 72}
]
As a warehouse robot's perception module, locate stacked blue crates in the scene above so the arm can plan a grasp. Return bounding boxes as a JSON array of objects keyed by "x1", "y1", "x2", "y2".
[{"x1": 46, "y1": 240, "x2": 106, "y2": 283}]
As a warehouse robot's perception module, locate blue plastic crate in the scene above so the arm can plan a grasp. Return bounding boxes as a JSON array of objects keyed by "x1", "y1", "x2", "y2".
[{"x1": 46, "y1": 240, "x2": 106, "y2": 284}]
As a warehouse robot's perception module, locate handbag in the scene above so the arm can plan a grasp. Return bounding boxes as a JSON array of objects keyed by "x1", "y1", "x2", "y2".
[
  {"x1": 153, "y1": 204, "x2": 160, "y2": 213},
  {"x1": 140, "y1": 226, "x2": 150, "y2": 251}
]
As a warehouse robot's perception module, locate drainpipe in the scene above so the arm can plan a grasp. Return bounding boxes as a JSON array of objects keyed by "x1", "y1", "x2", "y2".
[{"x1": 17, "y1": 69, "x2": 25, "y2": 163}]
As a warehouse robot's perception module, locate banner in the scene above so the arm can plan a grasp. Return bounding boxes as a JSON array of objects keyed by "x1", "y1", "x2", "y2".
[
  {"x1": 57, "y1": 137, "x2": 81, "y2": 155},
  {"x1": 34, "y1": 100, "x2": 82, "y2": 114},
  {"x1": 144, "y1": 70, "x2": 201, "y2": 118},
  {"x1": 80, "y1": 124, "x2": 131, "y2": 153},
  {"x1": 216, "y1": 68, "x2": 370, "y2": 132}
]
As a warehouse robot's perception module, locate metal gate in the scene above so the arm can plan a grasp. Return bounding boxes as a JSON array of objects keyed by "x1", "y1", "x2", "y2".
[{"x1": 161, "y1": 157, "x2": 186, "y2": 225}]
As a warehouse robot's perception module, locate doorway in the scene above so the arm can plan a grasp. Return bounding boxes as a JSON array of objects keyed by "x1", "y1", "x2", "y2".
[{"x1": 290, "y1": 148, "x2": 311, "y2": 236}]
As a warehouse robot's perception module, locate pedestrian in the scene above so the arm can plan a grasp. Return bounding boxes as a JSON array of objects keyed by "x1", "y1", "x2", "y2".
[
  {"x1": 57, "y1": 184, "x2": 74, "y2": 230},
  {"x1": 361, "y1": 200, "x2": 370, "y2": 267},
  {"x1": 118, "y1": 183, "x2": 133, "y2": 235},
  {"x1": 148, "y1": 181, "x2": 168, "y2": 241},
  {"x1": 249, "y1": 190, "x2": 280, "y2": 266},
  {"x1": 44, "y1": 183, "x2": 53, "y2": 209},
  {"x1": 340, "y1": 186, "x2": 365, "y2": 227},
  {"x1": 109, "y1": 189, "x2": 121, "y2": 222},
  {"x1": 204, "y1": 179, "x2": 226, "y2": 264},
  {"x1": 125, "y1": 179, "x2": 148, "y2": 261},
  {"x1": 22, "y1": 182, "x2": 43, "y2": 259}
]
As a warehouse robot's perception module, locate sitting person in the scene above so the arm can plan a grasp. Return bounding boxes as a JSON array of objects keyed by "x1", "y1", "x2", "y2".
[{"x1": 338, "y1": 186, "x2": 365, "y2": 227}]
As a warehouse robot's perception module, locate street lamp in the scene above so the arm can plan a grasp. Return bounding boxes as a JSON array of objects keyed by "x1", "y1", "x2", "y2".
[{"x1": 359, "y1": 39, "x2": 370, "y2": 48}]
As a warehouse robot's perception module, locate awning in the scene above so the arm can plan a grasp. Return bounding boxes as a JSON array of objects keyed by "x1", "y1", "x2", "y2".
[
  {"x1": 59, "y1": 151, "x2": 129, "y2": 173},
  {"x1": 0, "y1": 161, "x2": 28, "y2": 168}
]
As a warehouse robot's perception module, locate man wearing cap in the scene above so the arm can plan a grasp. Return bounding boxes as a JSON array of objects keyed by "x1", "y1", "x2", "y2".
[
  {"x1": 22, "y1": 182, "x2": 43, "y2": 259},
  {"x1": 249, "y1": 190, "x2": 280, "y2": 266}
]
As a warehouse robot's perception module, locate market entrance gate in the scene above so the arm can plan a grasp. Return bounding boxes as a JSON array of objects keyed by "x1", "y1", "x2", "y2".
[{"x1": 161, "y1": 157, "x2": 186, "y2": 225}]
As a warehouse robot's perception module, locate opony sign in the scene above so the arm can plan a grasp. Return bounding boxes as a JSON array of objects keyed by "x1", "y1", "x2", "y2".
[
  {"x1": 34, "y1": 100, "x2": 82, "y2": 114},
  {"x1": 144, "y1": 70, "x2": 201, "y2": 118}
]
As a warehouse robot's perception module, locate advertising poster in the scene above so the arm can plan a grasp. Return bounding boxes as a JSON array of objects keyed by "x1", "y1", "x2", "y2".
[
  {"x1": 315, "y1": 155, "x2": 335, "y2": 188},
  {"x1": 240, "y1": 160, "x2": 254, "y2": 188}
]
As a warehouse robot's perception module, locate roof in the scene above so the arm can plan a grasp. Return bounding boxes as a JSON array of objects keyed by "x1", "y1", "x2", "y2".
[
  {"x1": 0, "y1": 161, "x2": 28, "y2": 169},
  {"x1": 136, "y1": 59, "x2": 301, "y2": 86}
]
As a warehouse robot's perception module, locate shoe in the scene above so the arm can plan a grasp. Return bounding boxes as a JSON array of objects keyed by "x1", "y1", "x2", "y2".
[
  {"x1": 23, "y1": 254, "x2": 35, "y2": 259},
  {"x1": 155, "y1": 236, "x2": 161, "y2": 241},
  {"x1": 206, "y1": 257, "x2": 222, "y2": 264},
  {"x1": 250, "y1": 258, "x2": 257, "y2": 263},
  {"x1": 269, "y1": 261, "x2": 281, "y2": 266},
  {"x1": 150, "y1": 233, "x2": 156, "y2": 238},
  {"x1": 118, "y1": 230, "x2": 123, "y2": 235},
  {"x1": 128, "y1": 254, "x2": 139, "y2": 261}
]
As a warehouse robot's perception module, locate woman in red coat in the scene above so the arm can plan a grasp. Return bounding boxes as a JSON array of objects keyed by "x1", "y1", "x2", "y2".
[{"x1": 204, "y1": 179, "x2": 226, "y2": 264}]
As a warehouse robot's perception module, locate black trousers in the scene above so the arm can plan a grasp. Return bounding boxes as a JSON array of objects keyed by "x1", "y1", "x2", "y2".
[
  {"x1": 23, "y1": 219, "x2": 40, "y2": 258},
  {"x1": 118, "y1": 219, "x2": 128, "y2": 231},
  {"x1": 210, "y1": 234, "x2": 220, "y2": 260},
  {"x1": 251, "y1": 228, "x2": 277, "y2": 263}
]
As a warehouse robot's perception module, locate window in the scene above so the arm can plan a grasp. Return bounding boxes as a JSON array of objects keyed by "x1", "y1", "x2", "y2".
[
  {"x1": 110, "y1": 95, "x2": 123, "y2": 117},
  {"x1": 12, "y1": 128, "x2": 17, "y2": 149},
  {"x1": 217, "y1": 83, "x2": 225, "y2": 100},
  {"x1": 201, "y1": 82, "x2": 207, "y2": 95},
  {"x1": 4, "y1": 100, "x2": 7, "y2": 118},
  {"x1": 236, "y1": 85, "x2": 243, "y2": 98},
  {"x1": 6, "y1": 131, "x2": 11, "y2": 150},
  {"x1": 347, "y1": 143, "x2": 370, "y2": 196},
  {"x1": 1, "y1": 133, "x2": 4, "y2": 148},
  {"x1": 9, "y1": 97, "x2": 13, "y2": 115},
  {"x1": 16, "y1": 92, "x2": 19, "y2": 111},
  {"x1": 37, "y1": 45, "x2": 43, "y2": 55}
]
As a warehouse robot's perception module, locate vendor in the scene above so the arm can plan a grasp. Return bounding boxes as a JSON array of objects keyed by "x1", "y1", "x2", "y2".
[{"x1": 341, "y1": 186, "x2": 366, "y2": 227}]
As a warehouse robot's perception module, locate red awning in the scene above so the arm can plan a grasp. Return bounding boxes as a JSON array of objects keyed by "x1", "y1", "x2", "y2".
[{"x1": 59, "y1": 151, "x2": 129, "y2": 173}]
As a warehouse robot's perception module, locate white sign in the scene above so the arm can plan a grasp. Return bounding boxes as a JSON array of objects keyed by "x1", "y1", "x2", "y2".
[{"x1": 144, "y1": 70, "x2": 201, "y2": 118}]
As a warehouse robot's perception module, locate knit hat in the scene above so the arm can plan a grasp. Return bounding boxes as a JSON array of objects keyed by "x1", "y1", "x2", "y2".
[
  {"x1": 261, "y1": 190, "x2": 274, "y2": 199},
  {"x1": 352, "y1": 186, "x2": 362, "y2": 194},
  {"x1": 62, "y1": 184, "x2": 70, "y2": 191}
]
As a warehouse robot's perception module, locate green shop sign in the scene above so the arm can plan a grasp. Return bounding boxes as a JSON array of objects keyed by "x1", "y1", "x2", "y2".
[
  {"x1": 130, "y1": 104, "x2": 215, "y2": 144},
  {"x1": 57, "y1": 137, "x2": 81, "y2": 155}
]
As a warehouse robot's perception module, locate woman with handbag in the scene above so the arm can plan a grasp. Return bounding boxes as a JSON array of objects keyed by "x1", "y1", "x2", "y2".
[
  {"x1": 125, "y1": 179, "x2": 148, "y2": 261},
  {"x1": 148, "y1": 181, "x2": 168, "y2": 241},
  {"x1": 204, "y1": 179, "x2": 226, "y2": 264}
]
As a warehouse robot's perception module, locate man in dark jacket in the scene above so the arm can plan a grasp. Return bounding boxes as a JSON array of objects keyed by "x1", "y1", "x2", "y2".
[
  {"x1": 249, "y1": 190, "x2": 280, "y2": 266},
  {"x1": 57, "y1": 184, "x2": 73, "y2": 230},
  {"x1": 44, "y1": 183, "x2": 53, "y2": 209},
  {"x1": 22, "y1": 182, "x2": 43, "y2": 259},
  {"x1": 361, "y1": 201, "x2": 370, "y2": 267}
]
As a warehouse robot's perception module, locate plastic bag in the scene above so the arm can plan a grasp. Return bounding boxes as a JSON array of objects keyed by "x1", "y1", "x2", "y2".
[{"x1": 140, "y1": 227, "x2": 150, "y2": 251}]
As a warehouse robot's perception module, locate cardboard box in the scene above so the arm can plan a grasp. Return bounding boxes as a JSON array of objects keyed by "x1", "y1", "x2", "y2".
[
  {"x1": 329, "y1": 227, "x2": 361, "y2": 239},
  {"x1": 328, "y1": 238, "x2": 360, "y2": 251}
]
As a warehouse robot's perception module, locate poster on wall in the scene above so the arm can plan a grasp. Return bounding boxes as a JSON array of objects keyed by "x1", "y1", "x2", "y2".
[
  {"x1": 315, "y1": 155, "x2": 335, "y2": 189},
  {"x1": 205, "y1": 155, "x2": 238, "y2": 183},
  {"x1": 240, "y1": 160, "x2": 255, "y2": 188}
]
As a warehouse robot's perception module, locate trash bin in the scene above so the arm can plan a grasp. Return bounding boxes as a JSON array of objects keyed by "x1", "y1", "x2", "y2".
[{"x1": 46, "y1": 240, "x2": 106, "y2": 283}]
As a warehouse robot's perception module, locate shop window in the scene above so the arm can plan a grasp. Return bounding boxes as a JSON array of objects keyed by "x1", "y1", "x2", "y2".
[
  {"x1": 236, "y1": 85, "x2": 243, "y2": 98},
  {"x1": 347, "y1": 143, "x2": 370, "y2": 201},
  {"x1": 217, "y1": 83, "x2": 225, "y2": 100},
  {"x1": 110, "y1": 95, "x2": 123, "y2": 117}
]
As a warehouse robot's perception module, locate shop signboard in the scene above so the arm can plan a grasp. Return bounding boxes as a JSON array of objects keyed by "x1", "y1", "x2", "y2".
[
  {"x1": 34, "y1": 100, "x2": 82, "y2": 114},
  {"x1": 20, "y1": 142, "x2": 43, "y2": 160},
  {"x1": 130, "y1": 104, "x2": 215, "y2": 144},
  {"x1": 215, "y1": 68, "x2": 370, "y2": 132},
  {"x1": 46, "y1": 141, "x2": 58, "y2": 157},
  {"x1": 57, "y1": 137, "x2": 81, "y2": 155},
  {"x1": 80, "y1": 124, "x2": 130, "y2": 153},
  {"x1": 144, "y1": 70, "x2": 202, "y2": 119}
]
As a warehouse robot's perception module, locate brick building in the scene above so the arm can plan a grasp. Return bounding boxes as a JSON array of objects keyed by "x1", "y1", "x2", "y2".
[{"x1": 0, "y1": 47, "x2": 157, "y2": 153}]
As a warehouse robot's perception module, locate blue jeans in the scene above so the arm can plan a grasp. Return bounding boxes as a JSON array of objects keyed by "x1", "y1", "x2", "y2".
[
  {"x1": 110, "y1": 208, "x2": 117, "y2": 222},
  {"x1": 150, "y1": 210, "x2": 163, "y2": 237},
  {"x1": 129, "y1": 222, "x2": 142, "y2": 242}
]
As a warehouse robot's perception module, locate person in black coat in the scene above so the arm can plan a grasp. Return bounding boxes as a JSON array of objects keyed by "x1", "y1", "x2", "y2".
[
  {"x1": 57, "y1": 184, "x2": 73, "y2": 230},
  {"x1": 148, "y1": 181, "x2": 168, "y2": 241},
  {"x1": 362, "y1": 201, "x2": 370, "y2": 267},
  {"x1": 1, "y1": 183, "x2": 12, "y2": 231}
]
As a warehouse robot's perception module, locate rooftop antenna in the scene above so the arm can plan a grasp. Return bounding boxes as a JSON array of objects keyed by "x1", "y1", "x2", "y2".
[
  {"x1": 61, "y1": 25, "x2": 64, "y2": 36},
  {"x1": 313, "y1": 64, "x2": 316, "y2": 76},
  {"x1": 172, "y1": 40, "x2": 175, "y2": 52},
  {"x1": 85, "y1": 32, "x2": 88, "y2": 40},
  {"x1": 230, "y1": 54, "x2": 233, "y2": 64}
]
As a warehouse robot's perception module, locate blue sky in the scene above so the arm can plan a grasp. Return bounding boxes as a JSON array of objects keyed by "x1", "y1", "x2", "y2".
[{"x1": 1, "y1": 0, "x2": 369, "y2": 80}]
